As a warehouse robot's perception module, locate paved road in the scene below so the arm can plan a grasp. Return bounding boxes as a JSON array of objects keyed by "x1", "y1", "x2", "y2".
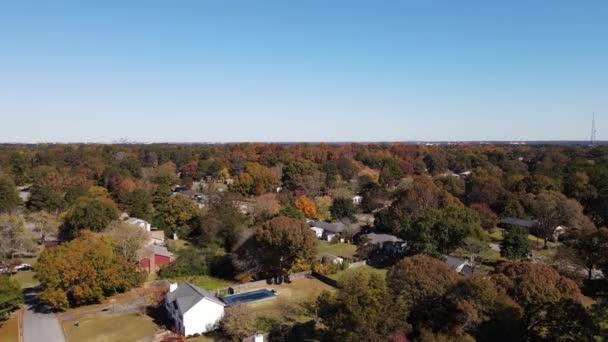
[{"x1": 23, "y1": 289, "x2": 65, "y2": 342}]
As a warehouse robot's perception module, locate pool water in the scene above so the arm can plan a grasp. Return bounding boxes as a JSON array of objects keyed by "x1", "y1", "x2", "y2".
[{"x1": 223, "y1": 289, "x2": 277, "y2": 304}]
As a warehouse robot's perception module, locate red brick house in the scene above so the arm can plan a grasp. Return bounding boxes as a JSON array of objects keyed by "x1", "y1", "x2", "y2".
[{"x1": 139, "y1": 245, "x2": 173, "y2": 273}]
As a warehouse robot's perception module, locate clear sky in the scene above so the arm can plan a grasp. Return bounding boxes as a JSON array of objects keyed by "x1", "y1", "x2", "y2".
[{"x1": 1, "y1": 1, "x2": 607, "y2": 142}]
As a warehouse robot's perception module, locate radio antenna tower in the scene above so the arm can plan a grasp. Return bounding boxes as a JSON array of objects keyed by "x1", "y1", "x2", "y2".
[{"x1": 591, "y1": 112, "x2": 597, "y2": 145}]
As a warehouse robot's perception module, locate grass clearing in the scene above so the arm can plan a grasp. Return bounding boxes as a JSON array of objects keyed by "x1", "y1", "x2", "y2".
[
  {"x1": 317, "y1": 241, "x2": 357, "y2": 259},
  {"x1": 63, "y1": 312, "x2": 160, "y2": 342},
  {"x1": 239, "y1": 277, "x2": 335, "y2": 322},
  {"x1": 176, "y1": 275, "x2": 235, "y2": 291},
  {"x1": 0, "y1": 310, "x2": 20, "y2": 342},
  {"x1": 328, "y1": 265, "x2": 388, "y2": 282},
  {"x1": 11, "y1": 270, "x2": 38, "y2": 289}
]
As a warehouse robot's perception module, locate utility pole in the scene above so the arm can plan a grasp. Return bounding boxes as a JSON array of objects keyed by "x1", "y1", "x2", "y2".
[{"x1": 591, "y1": 112, "x2": 597, "y2": 145}]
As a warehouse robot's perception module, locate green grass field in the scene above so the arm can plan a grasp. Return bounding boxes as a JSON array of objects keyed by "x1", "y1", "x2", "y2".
[
  {"x1": 63, "y1": 313, "x2": 160, "y2": 342},
  {"x1": 174, "y1": 275, "x2": 235, "y2": 291},
  {"x1": 328, "y1": 265, "x2": 388, "y2": 282},
  {"x1": 317, "y1": 241, "x2": 357, "y2": 259},
  {"x1": 241, "y1": 277, "x2": 335, "y2": 322},
  {"x1": 11, "y1": 270, "x2": 38, "y2": 289}
]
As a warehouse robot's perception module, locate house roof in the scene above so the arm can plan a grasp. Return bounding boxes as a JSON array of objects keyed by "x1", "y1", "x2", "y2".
[
  {"x1": 366, "y1": 233, "x2": 403, "y2": 244},
  {"x1": 500, "y1": 217, "x2": 538, "y2": 228},
  {"x1": 166, "y1": 282, "x2": 225, "y2": 315},
  {"x1": 126, "y1": 217, "x2": 150, "y2": 227},
  {"x1": 443, "y1": 255, "x2": 468, "y2": 269},
  {"x1": 149, "y1": 230, "x2": 165, "y2": 240},
  {"x1": 311, "y1": 221, "x2": 341, "y2": 233},
  {"x1": 140, "y1": 245, "x2": 173, "y2": 259}
]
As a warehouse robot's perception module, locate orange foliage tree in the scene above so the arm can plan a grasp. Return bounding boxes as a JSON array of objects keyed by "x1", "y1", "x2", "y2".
[{"x1": 295, "y1": 195, "x2": 316, "y2": 218}]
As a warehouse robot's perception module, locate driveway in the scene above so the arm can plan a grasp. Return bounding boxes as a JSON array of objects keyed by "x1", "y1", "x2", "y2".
[{"x1": 23, "y1": 289, "x2": 65, "y2": 342}]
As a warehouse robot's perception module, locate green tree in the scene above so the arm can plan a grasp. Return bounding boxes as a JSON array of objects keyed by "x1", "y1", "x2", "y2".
[
  {"x1": 0, "y1": 176, "x2": 21, "y2": 213},
  {"x1": 316, "y1": 271, "x2": 401, "y2": 341},
  {"x1": 330, "y1": 197, "x2": 355, "y2": 221},
  {"x1": 277, "y1": 205, "x2": 305, "y2": 220},
  {"x1": 159, "y1": 247, "x2": 209, "y2": 279},
  {"x1": 404, "y1": 206, "x2": 483, "y2": 255},
  {"x1": 315, "y1": 196, "x2": 333, "y2": 221},
  {"x1": 252, "y1": 216, "x2": 317, "y2": 278},
  {"x1": 500, "y1": 227, "x2": 530, "y2": 260},
  {"x1": 193, "y1": 196, "x2": 247, "y2": 249},
  {"x1": 155, "y1": 194, "x2": 199, "y2": 239},
  {"x1": 0, "y1": 276, "x2": 23, "y2": 320},
  {"x1": 36, "y1": 231, "x2": 145, "y2": 310},
  {"x1": 64, "y1": 197, "x2": 119, "y2": 237}
]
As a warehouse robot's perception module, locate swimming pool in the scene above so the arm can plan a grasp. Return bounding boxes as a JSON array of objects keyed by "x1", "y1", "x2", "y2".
[{"x1": 223, "y1": 289, "x2": 277, "y2": 305}]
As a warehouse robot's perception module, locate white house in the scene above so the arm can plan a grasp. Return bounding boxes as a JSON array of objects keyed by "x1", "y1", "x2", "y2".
[
  {"x1": 165, "y1": 282, "x2": 226, "y2": 337},
  {"x1": 125, "y1": 217, "x2": 152, "y2": 232},
  {"x1": 443, "y1": 255, "x2": 474, "y2": 277},
  {"x1": 310, "y1": 226, "x2": 324, "y2": 238},
  {"x1": 352, "y1": 195, "x2": 363, "y2": 205}
]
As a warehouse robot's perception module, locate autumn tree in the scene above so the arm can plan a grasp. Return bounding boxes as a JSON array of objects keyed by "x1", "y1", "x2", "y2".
[
  {"x1": 492, "y1": 261, "x2": 582, "y2": 340},
  {"x1": 500, "y1": 226, "x2": 530, "y2": 260},
  {"x1": 314, "y1": 196, "x2": 332, "y2": 221},
  {"x1": 248, "y1": 216, "x2": 317, "y2": 279},
  {"x1": 532, "y1": 190, "x2": 595, "y2": 246},
  {"x1": 295, "y1": 195, "x2": 316, "y2": 218},
  {"x1": 36, "y1": 231, "x2": 145, "y2": 310},
  {"x1": 251, "y1": 193, "x2": 280, "y2": 222},
  {"x1": 231, "y1": 162, "x2": 279, "y2": 196},
  {"x1": 317, "y1": 270, "x2": 402, "y2": 341},
  {"x1": 221, "y1": 304, "x2": 257, "y2": 341},
  {"x1": 0, "y1": 176, "x2": 21, "y2": 213}
]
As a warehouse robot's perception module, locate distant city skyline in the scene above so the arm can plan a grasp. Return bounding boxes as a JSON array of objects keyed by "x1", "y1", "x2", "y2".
[{"x1": 1, "y1": 1, "x2": 606, "y2": 142}]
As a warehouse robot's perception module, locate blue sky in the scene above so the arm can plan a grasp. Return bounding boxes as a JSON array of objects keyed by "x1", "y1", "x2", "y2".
[{"x1": 1, "y1": 1, "x2": 607, "y2": 142}]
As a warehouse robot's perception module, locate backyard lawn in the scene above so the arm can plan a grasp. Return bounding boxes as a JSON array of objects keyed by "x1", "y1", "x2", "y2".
[
  {"x1": 242, "y1": 277, "x2": 335, "y2": 321},
  {"x1": 175, "y1": 275, "x2": 235, "y2": 291},
  {"x1": 63, "y1": 312, "x2": 161, "y2": 342},
  {"x1": 11, "y1": 270, "x2": 38, "y2": 289},
  {"x1": 317, "y1": 241, "x2": 357, "y2": 259},
  {"x1": 328, "y1": 265, "x2": 388, "y2": 282}
]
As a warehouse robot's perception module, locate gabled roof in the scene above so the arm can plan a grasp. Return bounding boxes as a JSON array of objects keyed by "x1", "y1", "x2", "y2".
[
  {"x1": 443, "y1": 255, "x2": 468, "y2": 269},
  {"x1": 366, "y1": 233, "x2": 403, "y2": 244},
  {"x1": 140, "y1": 245, "x2": 173, "y2": 259},
  {"x1": 310, "y1": 221, "x2": 341, "y2": 233},
  {"x1": 500, "y1": 217, "x2": 538, "y2": 228},
  {"x1": 166, "y1": 282, "x2": 225, "y2": 315}
]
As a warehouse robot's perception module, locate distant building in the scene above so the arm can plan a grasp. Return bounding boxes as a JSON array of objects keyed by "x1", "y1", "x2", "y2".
[
  {"x1": 352, "y1": 195, "x2": 363, "y2": 205},
  {"x1": 139, "y1": 245, "x2": 173, "y2": 273},
  {"x1": 309, "y1": 221, "x2": 360, "y2": 242},
  {"x1": 165, "y1": 282, "x2": 226, "y2": 336},
  {"x1": 443, "y1": 255, "x2": 474, "y2": 277},
  {"x1": 125, "y1": 217, "x2": 152, "y2": 232},
  {"x1": 365, "y1": 233, "x2": 405, "y2": 257}
]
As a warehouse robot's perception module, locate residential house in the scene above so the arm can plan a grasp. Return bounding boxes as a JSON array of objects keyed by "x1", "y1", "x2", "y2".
[
  {"x1": 320, "y1": 254, "x2": 344, "y2": 265},
  {"x1": 125, "y1": 217, "x2": 152, "y2": 232},
  {"x1": 443, "y1": 255, "x2": 474, "y2": 277},
  {"x1": 165, "y1": 282, "x2": 226, "y2": 336},
  {"x1": 352, "y1": 195, "x2": 362, "y2": 205},
  {"x1": 309, "y1": 221, "x2": 360, "y2": 242},
  {"x1": 179, "y1": 190, "x2": 209, "y2": 208},
  {"x1": 365, "y1": 233, "x2": 405, "y2": 257},
  {"x1": 148, "y1": 230, "x2": 165, "y2": 246},
  {"x1": 499, "y1": 217, "x2": 565, "y2": 242},
  {"x1": 139, "y1": 245, "x2": 173, "y2": 273}
]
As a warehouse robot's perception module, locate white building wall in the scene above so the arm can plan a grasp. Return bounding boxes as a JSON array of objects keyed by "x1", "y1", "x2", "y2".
[
  {"x1": 183, "y1": 298, "x2": 225, "y2": 336},
  {"x1": 310, "y1": 227, "x2": 324, "y2": 238}
]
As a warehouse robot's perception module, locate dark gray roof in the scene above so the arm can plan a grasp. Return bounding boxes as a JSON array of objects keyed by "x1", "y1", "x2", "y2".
[
  {"x1": 500, "y1": 217, "x2": 538, "y2": 228},
  {"x1": 310, "y1": 221, "x2": 342, "y2": 233},
  {"x1": 366, "y1": 233, "x2": 403, "y2": 245},
  {"x1": 166, "y1": 282, "x2": 225, "y2": 314},
  {"x1": 443, "y1": 255, "x2": 468, "y2": 269}
]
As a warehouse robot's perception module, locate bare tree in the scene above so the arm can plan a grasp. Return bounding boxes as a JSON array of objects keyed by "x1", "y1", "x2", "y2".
[{"x1": 106, "y1": 220, "x2": 149, "y2": 262}]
